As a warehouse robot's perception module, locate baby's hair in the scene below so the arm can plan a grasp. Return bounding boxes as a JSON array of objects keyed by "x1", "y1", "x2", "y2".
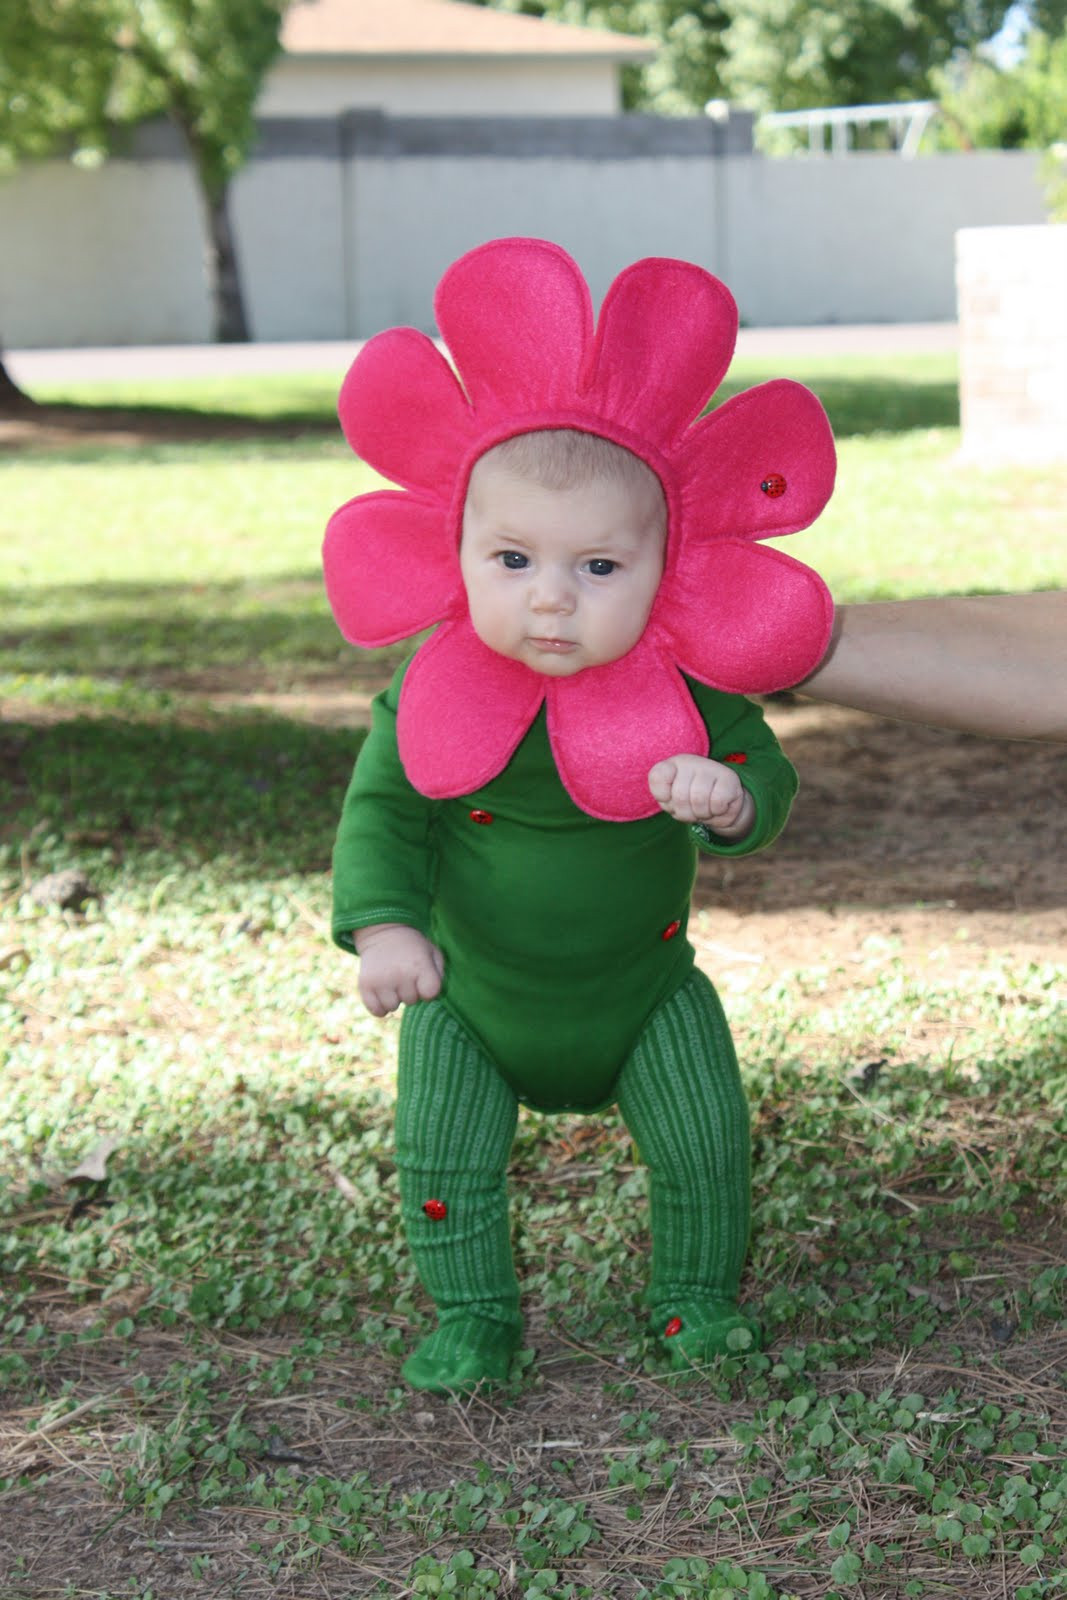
[{"x1": 473, "y1": 429, "x2": 666, "y2": 528}]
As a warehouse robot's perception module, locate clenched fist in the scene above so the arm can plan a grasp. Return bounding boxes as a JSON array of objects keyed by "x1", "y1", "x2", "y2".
[
  {"x1": 648, "y1": 754, "x2": 755, "y2": 839},
  {"x1": 354, "y1": 923, "x2": 445, "y2": 1016}
]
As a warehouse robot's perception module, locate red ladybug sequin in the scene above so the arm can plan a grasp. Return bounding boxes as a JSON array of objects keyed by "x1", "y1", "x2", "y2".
[
  {"x1": 469, "y1": 809, "x2": 494, "y2": 825},
  {"x1": 664, "y1": 1316, "x2": 683, "y2": 1338},
  {"x1": 661, "y1": 920, "x2": 681, "y2": 941},
  {"x1": 760, "y1": 473, "x2": 787, "y2": 498},
  {"x1": 423, "y1": 1199, "x2": 447, "y2": 1221},
  {"x1": 724, "y1": 752, "x2": 747, "y2": 765}
]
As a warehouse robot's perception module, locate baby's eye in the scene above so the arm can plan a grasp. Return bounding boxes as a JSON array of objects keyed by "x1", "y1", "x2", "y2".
[
  {"x1": 586, "y1": 558, "x2": 617, "y2": 577},
  {"x1": 498, "y1": 551, "x2": 529, "y2": 570}
]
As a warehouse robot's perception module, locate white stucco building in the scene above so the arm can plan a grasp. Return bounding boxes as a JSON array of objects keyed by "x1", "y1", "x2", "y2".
[{"x1": 260, "y1": 0, "x2": 655, "y2": 117}]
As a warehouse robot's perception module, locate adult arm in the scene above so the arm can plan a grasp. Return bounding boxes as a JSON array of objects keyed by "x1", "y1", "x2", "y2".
[{"x1": 799, "y1": 593, "x2": 1067, "y2": 741}]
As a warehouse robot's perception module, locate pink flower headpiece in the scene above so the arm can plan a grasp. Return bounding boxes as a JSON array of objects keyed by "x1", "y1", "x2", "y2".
[{"x1": 324, "y1": 237, "x2": 835, "y2": 821}]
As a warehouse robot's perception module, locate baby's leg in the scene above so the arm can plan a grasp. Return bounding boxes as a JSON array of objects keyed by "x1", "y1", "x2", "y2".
[
  {"x1": 616, "y1": 968, "x2": 760, "y2": 1368},
  {"x1": 395, "y1": 999, "x2": 522, "y2": 1394}
]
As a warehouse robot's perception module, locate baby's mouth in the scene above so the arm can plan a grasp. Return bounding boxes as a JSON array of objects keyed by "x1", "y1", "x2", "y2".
[{"x1": 528, "y1": 637, "x2": 578, "y2": 653}]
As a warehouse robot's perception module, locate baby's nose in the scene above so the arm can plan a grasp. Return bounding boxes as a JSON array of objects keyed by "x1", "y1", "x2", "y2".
[{"x1": 530, "y1": 571, "x2": 575, "y2": 613}]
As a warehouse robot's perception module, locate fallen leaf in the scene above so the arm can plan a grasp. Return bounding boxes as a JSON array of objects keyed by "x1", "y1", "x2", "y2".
[
  {"x1": 67, "y1": 1136, "x2": 120, "y2": 1185},
  {"x1": 331, "y1": 1167, "x2": 359, "y2": 1202}
]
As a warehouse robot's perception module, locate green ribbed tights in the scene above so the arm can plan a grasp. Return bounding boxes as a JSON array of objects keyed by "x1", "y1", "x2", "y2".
[{"x1": 394, "y1": 967, "x2": 756, "y2": 1393}]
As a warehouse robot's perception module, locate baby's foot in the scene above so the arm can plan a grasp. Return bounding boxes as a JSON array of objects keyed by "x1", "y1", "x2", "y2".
[
  {"x1": 655, "y1": 1299, "x2": 762, "y2": 1369},
  {"x1": 401, "y1": 1315, "x2": 521, "y2": 1395}
]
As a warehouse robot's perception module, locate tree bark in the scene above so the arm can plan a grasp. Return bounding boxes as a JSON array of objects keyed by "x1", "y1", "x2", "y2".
[
  {"x1": 0, "y1": 344, "x2": 34, "y2": 413},
  {"x1": 171, "y1": 109, "x2": 252, "y2": 344},
  {"x1": 203, "y1": 181, "x2": 251, "y2": 344}
]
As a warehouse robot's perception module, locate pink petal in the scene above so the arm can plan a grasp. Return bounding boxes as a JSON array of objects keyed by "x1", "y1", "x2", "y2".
[
  {"x1": 435, "y1": 237, "x2": 593, "y2": 418},
  {"x1": 584, "y1": 259, "x2": 737, "y2": 450},
  {"x1": 663, "y1": 540, "x2": 834, "y2": 693},
  {"x1": 323, "y1": 491, "x2": 463, "y2": 648},
  {"x1": 675, "y1": 380, "x2": 836, "y2": 543},
  {"x1": 397, "y1": 620, "x2": 545, "y2": 798},
  {"x1": 338, "y1": 329, "x2": 479, "y2": 494},
  {"x1": 547, "y1": 633, "x2": 709, "y2": 822}
]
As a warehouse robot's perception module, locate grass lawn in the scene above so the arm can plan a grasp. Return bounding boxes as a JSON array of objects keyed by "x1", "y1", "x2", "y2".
[{"x1": 0, "y1": 357, "x2": 1065, "y2": 1599}]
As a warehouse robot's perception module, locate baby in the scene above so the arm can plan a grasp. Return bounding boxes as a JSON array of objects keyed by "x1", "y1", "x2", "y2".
[
  {"x1": 325, "y1": 238, "x2": 835, "y2": 1395},
  {"x1": 332, "y1": 428, "x2": 799, "y2": 1393}
]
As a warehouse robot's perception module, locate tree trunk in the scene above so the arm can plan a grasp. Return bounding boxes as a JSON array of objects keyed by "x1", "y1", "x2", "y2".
[
  {"x1": 203, "y1": 181, "x2": 251, "y2": 344},
  {"x1": 172, "y1": 110, "x2": 252, "y2": 344},
  {"x1": 0, "y1": 344, "x2": 34, "y2": 413}
]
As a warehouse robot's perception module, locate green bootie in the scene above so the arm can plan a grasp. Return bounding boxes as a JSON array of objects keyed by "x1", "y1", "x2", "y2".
[
  {"x1": 655, "y1": 1299, "x2": 762, "y2": 1370},
  {"x1": 402, "y1": 1313, "x2": 522, "y2": 1396}
]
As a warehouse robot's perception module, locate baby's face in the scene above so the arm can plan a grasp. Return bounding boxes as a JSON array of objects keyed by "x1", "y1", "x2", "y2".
[{"x1": 460, "y1": 455, "x2": 666, "y2": 678}]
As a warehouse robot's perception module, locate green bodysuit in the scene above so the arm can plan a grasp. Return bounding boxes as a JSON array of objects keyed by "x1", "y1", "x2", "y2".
[
  {"x1": 334, "y1": 662, "x2": 797, "y2": 1110},
  {"x1": 332, "y1": 659, "x2": 798, "y2": 1390}
]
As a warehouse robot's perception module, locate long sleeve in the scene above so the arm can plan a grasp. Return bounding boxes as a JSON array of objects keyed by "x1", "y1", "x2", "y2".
[
  {"x1": 332, "y1": 667, "x2": 437, "y2": 953},
  {"x1": 686, "y1": 681, "x2": 798, "y2": 860}
]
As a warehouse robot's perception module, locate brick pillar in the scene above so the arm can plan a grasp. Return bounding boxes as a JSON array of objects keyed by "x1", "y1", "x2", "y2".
[{"x1": 956, "y1": 224, "x2": 1067, "y2": 463}]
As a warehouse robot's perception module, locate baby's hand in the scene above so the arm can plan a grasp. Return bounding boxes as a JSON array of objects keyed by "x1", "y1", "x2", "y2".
[
  {"x1": 648, "y1": 754, "x2": 755, "y2": 839},
  {"x1": 354, "y1": 923, "x2": 445, "y2": 1017}
]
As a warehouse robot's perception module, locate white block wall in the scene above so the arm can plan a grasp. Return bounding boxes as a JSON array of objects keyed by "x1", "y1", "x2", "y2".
[
  {"x1": 957, "y1": 225, "x2": 1067, "y2": 463},
  {"x1": 0, "y1": 122, "x2": 1050, "y2": 347}
]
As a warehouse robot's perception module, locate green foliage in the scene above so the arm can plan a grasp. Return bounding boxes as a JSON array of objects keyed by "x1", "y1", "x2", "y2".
[
  {"x1": 474, "y1": 0, "x2": 1020, "y2": 112},
  {"x1": 936, "y1": 25, "x2": 1067, "y2": 148},
  {"x1": 467, "y1": 0, "x2": 732, "y2": 113},
  {"x1": 108, "y1": 0, "x2": 286, "y2": 202},
  {"x1": 0, "y1": 0, "x2": 284, "y2": 191},
  {"x1": 935, "y1": 26, "x2": 1067, "y2": 217},
  {"x1": 719, "y1": 0, "x2": 1014, "y2": 115},
  {"x1": 0, "y1": 0, "x2": 119, "y2": 167}
]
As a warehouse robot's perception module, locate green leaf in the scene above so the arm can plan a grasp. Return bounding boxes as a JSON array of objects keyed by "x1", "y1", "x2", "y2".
[
  {"x1": 830, "y1": 1551, "x2": 862, "y2": 1585},
  {"x1": 885, "y1": 1441, "x2": 915, "y2": 1481}
]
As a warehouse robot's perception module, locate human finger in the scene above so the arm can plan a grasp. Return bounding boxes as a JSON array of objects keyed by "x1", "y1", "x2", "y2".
[
  {"x1": 361, "y1": 979, "x2": 399, "y2": 1017},
  {"x1": 414, "y1": 960, "x2": 443, "y2": 1002},
  {"x1": 648, "y1": 759, "x2": 679, "y2": 803}
]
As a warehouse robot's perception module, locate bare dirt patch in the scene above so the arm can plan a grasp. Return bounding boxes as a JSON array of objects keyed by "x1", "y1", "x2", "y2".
[
  {"x1": 7, "y1": 657, "x2": 1062, "y2": 994},
  {"x1": 110, "y1": 662, "x2": 1067, "y2": 985},
  {"x1": 3, "y1": 1317, "x2": 1066, "y2": 1599},
  {"x1": 698, "y1": 695, "x2": 1067, "y2": 990}
]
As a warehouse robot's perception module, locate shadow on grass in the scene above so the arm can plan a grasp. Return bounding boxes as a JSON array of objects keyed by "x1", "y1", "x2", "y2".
[
  {"x1": 3, "y1": 576, "x2": 348, "y2": 679},
  {"x1": 4, "y1": 398, "x2": 340, "y2": 443},
  {"x1": 7, "y1": 1042, "x2": 1063, "y2": 1352},
  {"x1": 2, "y1": 693, "x2": 1064, "y2": 910},
  {"x1": 3, "y1": 601, "x2": 342, "y2": 681},
  {"x1": 5, "y1": 372, "x2": 959, "y2": 462},
  {"x1": 1, "y1": 711, "x2": 365, "y2": 881}
]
